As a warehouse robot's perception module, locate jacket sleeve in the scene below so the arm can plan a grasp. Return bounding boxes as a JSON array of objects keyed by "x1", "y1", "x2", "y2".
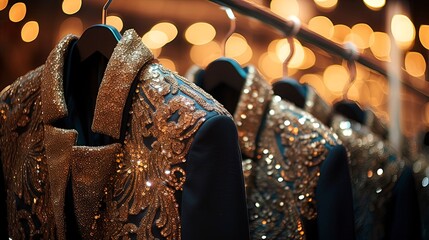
[
  {"x1": 316, "y1": 145, "x2": 355, "y2": 240},
  {"x1": 181, "y1": 115, "x2": 250, "y2": 240},
  {"x1": 387, "y1": 166, "x2": 421, "y2": 240}
]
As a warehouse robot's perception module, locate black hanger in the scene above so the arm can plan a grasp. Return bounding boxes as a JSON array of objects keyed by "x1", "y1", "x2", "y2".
[
  {"x1": 199, "y1": 57, "x2": 247, "y2": 114},
  {"x1": 202, "y1": 57, "x2": 246, "y2": 92},
  {"x1": 332, "y1": 43, "x2": 367, "y2": 124},
  {"x1": 197, "y1": 7, "x2": 247, "y2": 114},
  {"x1": 333, "y1": 100, "x2": 366, "y2": 124},
  {"x1": 272, "y1": 78, "x2": 307, "y2": 109},
  {"x1": 76, "y1": 24, "x2": 121, "y2": 61}
]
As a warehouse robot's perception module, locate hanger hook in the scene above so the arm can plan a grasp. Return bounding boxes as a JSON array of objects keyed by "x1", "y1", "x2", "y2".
[
  {"x1": 343, "y1": 42, "x2": 359, "y2": 100},
  {"x1": 102, "y1": 0, "x2": 113, "y2": 25},
  {"x1": 221, "y1": 7, "x2": 236, "y2": 57},
  {"x1": 283, "y1": 16, "x2": 301, "y2": 76}
]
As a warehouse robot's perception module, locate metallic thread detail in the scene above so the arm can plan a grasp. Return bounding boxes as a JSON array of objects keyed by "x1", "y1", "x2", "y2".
[
  {"x1": 237, "y1": 66, "x2": 339, "y2": 239},
  {"x1": 92, "y1": 29, "x2": 154, "y2": 139},
  {"x1": 0, "y1": 67, "x2": 56, "y2": 239},
  {"x1": 41, "y1": 34, "x2": 77, "y2": 124},
  {"x1": 95, "y1": 63, "x2": 227, "y2": 240}
]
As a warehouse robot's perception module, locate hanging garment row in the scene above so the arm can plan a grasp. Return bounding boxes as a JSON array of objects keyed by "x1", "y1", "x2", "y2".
[{"x1": 0, "y1": 1, "x2": 426, "y2": 240}]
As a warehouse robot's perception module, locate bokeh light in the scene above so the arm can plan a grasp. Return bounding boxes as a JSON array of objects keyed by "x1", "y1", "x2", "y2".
[
  {"x1": 0, "y1": 0, "x2": 8, "y2": 11},
  {"x1": 363, "y1": 0, "x2": 386, "y2": 11},
  {"x1": 405, "y1": 52, "x2": 426, "y2": 77},
  {"x1": 391, "y1": 14, "x2": 415, "y2": 49},
  {"x1": 185, "y1": 22, "x2": 216, "y2": 45},
  {"x1": 21, "y1": 21, "x2": 39, "y2": 42},
  {"x1": 106, "y1": 15, "x2": 123, "y2": 32},
  {"x1": 9, "y1": 2, "x2": 26, "y2": 22},
  {"x1": 62, "y1": 0, "x2": 82, "y2": 15}
]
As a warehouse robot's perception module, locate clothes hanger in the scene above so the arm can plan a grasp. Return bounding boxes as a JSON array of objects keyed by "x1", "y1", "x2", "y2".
[
  {"x1": 272, "y1": 16, "x2": 309, "y2": 109},
  {"x1": 199, "y1": 7, "x2": 247, "y2": 114},
  {"x1": 60, "y1": 0, "x2": 120, "y2": 146},
  {"x1": 332, "y1": 42, "x2": 367, "y2": 124},
  {"x1": 75, "y1": 0, "x2": 121, "y2": 61},
  {"x1": 202, "y1": 7, "x2": 246, "y2": 92}
]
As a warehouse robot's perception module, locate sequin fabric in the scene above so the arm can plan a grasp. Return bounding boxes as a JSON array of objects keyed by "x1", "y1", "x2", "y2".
[
  {"x1": 96, "y1": 62, "x2": 229, "y2": 240},
  {"x1": 0, "y1": 29, "x2": 229, "y2": 239},
  {"x1": 237, "y1": 66, "x2": 340, "y2": 239},
  {"x1": 303, "y1": 87, "x2": 332, "y2": 126},
  {"x1": 331, "y1": 114, "x2": 403, "y2": 240},
  {"x1": 0, "y1": 66, "x2": 56, "y2": 239}
]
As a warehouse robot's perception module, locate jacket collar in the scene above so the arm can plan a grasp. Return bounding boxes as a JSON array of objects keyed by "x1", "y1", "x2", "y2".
[
  {"x1": 41, "y1": 29, "x2": 153, "y2": 139},
  {"x1": 233, "y1": 65, "x2": 273, "y2": 158}
]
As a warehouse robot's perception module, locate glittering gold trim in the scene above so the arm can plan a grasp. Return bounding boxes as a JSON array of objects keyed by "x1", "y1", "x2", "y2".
[
  {"x1": 41, "y1": 34, "x2": 77, "y2": 124},
  {"x1": 233, "y1": 65, "x2": 273, "y2": 158},
  {"x1": 304, "y1": 87, "x2": 332, "y2": 126},
  {"x1": 92, "y1": 29, "x2": 154, "y2": 139}
]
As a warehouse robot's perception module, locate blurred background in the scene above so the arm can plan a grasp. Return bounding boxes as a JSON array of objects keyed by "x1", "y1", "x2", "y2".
[{"x1": 1, "y1": 0, "x2": 429, "y2": 139}]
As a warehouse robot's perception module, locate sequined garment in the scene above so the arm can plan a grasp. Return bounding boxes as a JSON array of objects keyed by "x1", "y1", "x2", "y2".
[
  {"x1": 236, "y1": 66, "x2": 341, "y2": 239},
  {"x1": 0, "y1": 29, "x2": 243, "y2": 240},
  {"x1": 331, "y1": 114, "x2": 403, "y2": 240}
]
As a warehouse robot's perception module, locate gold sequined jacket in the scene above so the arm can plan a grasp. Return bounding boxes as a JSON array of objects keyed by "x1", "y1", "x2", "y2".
[
  {"x1": 273, "y1": 84, "x2": 420, "y2": 239},
  {"x1": 0, "y1": 29, "x2": 249, "y2": 240},
  {"x1": 194, "y1": 65, "x2": 355, "y2": 240},
  {"x1": 331, "y1": 114, "x2": 406, "y2": 240}
]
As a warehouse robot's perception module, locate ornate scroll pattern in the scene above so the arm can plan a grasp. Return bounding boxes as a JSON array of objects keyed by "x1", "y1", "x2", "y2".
[
  {"x1": 237, "y1": 66, "x2": 339, "y2": 239},
  {"x1": 98, "y1": 63, "x2": 227, "y2": 240},
  {"x1": 0, "y1": 67, "x2": 56, "y2": 239}
]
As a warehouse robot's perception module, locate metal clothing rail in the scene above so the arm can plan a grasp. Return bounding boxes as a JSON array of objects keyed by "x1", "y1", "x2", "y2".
[{"x1": 209, "y1": 0, "x2": 429, "y2": 99}]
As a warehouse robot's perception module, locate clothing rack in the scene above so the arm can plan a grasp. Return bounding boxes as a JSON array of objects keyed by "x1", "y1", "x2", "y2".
[{"x1": 209, "y1": 0, "x2": 429, "y2": 99}]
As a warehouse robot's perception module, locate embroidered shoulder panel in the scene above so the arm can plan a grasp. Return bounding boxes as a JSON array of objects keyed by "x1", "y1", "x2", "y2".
[
  {"x1": 241, "y1": 94, "x2": 339, "y2": 238},
  {"x1": 331, "y1": 115, "x2": 403, "y2": 240},
  {"x1": 0, "y1": 66, "x2": 56, "y2": 239},
  {"x1": 98, "y1": 63, "x2": 229, "y2": 239}
]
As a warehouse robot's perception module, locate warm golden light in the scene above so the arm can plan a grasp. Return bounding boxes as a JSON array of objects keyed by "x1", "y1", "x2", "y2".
[
  {"x1": 299, "y1": 74, "x2": 333, "y2": 103},
  {"x1": 300, "y1": 47, "x2": 316, "y2": 69},
  {"x1": 58, "y1": 17, "x2": 83, "y2": 41},
  {"x1": 9, "y1": 2, "x2": 26, "y2": 22},
  {"x1": 323, "y1": 65, "x2": 349, "y2": 94},
  {"x1": 259, "y1": 52, "x2": 283, "y2": 80},
  {"x1": 270, "y1": 0, "x2": 299, "y2": 18},
  {"x1": 330, "y1": 24, "x2": 351, "y2": 44},
  {"x1": 344, "y1": 33, "x2": 365, "y2": 51},
  {"x1": 275, "y1": 38, "x2": 305, "y2": 68},
  {"x1": 21, "y1": 21, "x2": 39, "y2": 43},
  {"x1": 158, "y1": 58, "x2": 176, "y2": 72},
  {"x1": 314, "y1": 0, "x2": 338, "y2": 10},
  {"x1": 363, "y1": 0, "x2": 386, "y2": 11},
  {"x1": 369, "y1": 32, "x2": 391, "y2": 61},
  {"x1": 308, "y1": 16, "x2": 333, "y2": 39},
  {"x1": 391, "y1": 14, "x2": 415, "y2": 49},
  {"x1": 185, "y1": 22, "x2": 216, "y2": 45},
  {"x1": 62, "y1": 0, "x2": 82, "y2": 15},
  {"x1": 190, "y1": 41, "x2": 221, "y2": 67},
  {"x1": 226, "y1": 33, "x2": 248, "y2": 58},
  {"x1": 106, "y1": 16, "x2": 123, "y2": 32},
  {"x1": 419, "y1": 25, "x2": 429, "y2": 50},
  {"x1": 0, "y1": 0, "x2": 8, "y2": 11},
  {"x1": 152, "y1": 22, "x2": 178, "y2": 43},
  {"x1": 142, "y1": 30, "x2": 169, "y2": 49},
  {"x1": 356, "y1": 64, "x2": 370, "y2": 80},
  {"x1": 424, "y1": 103, "x2": 429, "y2": 126},
  {"x1": 351, "y1": 23, "x2": 373, "y2": 49},
  {"x1": 235, "y1": 46, "x2": 253, "y2": 65},
  {"x1": 405, "y1": 52, "x2": 426, "y2": 77}
]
